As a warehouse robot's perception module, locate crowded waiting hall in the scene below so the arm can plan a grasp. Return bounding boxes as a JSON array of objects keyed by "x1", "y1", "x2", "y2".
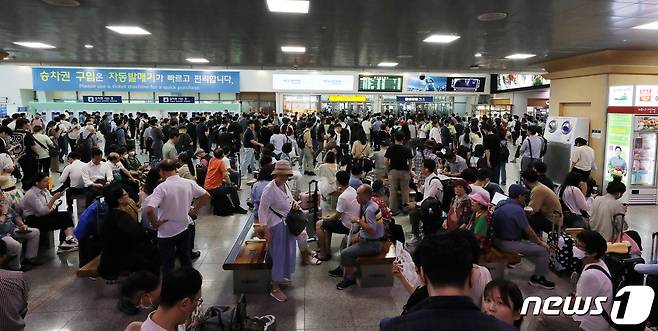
[{"x1": 4, "y1": 1, "x2": 658, "y2": 331}]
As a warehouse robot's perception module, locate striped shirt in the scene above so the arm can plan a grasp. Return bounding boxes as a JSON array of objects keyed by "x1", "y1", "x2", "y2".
[{"x1": 0, "y1": 269, "x2": 29, "y2": 331}]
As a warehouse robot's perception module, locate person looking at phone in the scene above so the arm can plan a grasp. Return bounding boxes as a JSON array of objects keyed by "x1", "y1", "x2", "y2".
[
  {"x1": 0, "y1": 192, "x2": 41, "y2": 271},
  {"x1": 21, "y1": 172, "x2": 77, "y2": 255}
]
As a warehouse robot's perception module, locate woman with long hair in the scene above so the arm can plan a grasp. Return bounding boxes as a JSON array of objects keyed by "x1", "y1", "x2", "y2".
[
  {"x1": 557, "y1": 171, "x2": 589, "y2": 228},
  {"x1": 177, "y1": 152, "x2": 197, "y2": 181}
]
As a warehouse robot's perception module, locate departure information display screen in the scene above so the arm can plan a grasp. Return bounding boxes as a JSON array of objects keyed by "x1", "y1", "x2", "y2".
[{"x1": 358, "y1": 75, "x2": 403, "y2": 92}]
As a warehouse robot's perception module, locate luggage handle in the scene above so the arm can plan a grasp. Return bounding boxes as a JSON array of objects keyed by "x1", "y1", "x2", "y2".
[{"x1": 308, "y1": 179, "x2": 318, "y2": 193}]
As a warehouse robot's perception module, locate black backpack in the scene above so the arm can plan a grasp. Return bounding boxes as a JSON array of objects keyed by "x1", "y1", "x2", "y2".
[{"x1": 440, "y1": 178, "x2": 455, "y2": 213}]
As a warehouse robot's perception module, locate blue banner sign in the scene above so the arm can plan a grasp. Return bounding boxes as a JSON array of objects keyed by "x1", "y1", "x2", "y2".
[
  {"x1": 158, "y1": 96, "x2": 195, "y2": 103},
  {"x1": 396, "y1": 96, "x2": 434, "y2": 103},
  {"x1": 32, "y1": 67, "x2": 240, "y2": 93},
  {"x1": 83, "y1": 95, "x2": 122, "y2": 103}
]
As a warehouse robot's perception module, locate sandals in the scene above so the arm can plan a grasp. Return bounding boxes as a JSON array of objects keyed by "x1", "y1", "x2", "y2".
[
  {"x1": 312, "y1": 251, "x2": 331, "y2": 261},
  {"x1": 306, "y1": 256, "x2": 322, "y2": 265},
  {"x1": 270, "y1": 289, "x2": 288, "y2": 302}
]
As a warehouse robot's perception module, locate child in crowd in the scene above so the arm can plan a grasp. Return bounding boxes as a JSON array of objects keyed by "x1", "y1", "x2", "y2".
[{"x1": 482, "y1": 279, "x2": 524, "y2": 329}]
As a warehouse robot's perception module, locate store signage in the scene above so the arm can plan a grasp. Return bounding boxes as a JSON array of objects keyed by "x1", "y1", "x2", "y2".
[
  {"x1": 634, "y1": 85, "x2": 658, "y2": 107},
  {"x1": 82, "y1": 95, "x2": 122, "y2": 103},
  {"x1": 609, "y1": 86, "x2": 634, "y2": 107},
  {"x1": 406, "y1": 75, "x2": 448, "y2": 92},
  {"x1": 604, "y1": 113, "x2": 632, "y2": 183},
  {"x1": 158, "y1": 96, "x2": 195, "y2": 103},
  {"x1": 328, "y1": 95, "x2": 366, "y2": 102},
  {"x1": 273, "y1": 74, "x2": 354, "y2": 91},
  {"x1": 396, "y1": 96, "x2": 434, "y2": 103},
  {"x1": 358, "y1": 75, "x2": 403, "y2": 92},
  {"x1": 446, "y1": 77, "x2": 486, "y2": 92},
  {"x1": 32, "y1": 67, "x2": 240, "y2": 93},
  {"x1": 608, "y1": 106, "x2": 658, "y2": 114}
]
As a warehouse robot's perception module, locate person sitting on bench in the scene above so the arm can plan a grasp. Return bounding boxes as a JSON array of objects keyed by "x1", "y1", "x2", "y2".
[
  {"x1": 81, "y1": 148, "x2": 113, "y2": 208},
  {"x1": 58, "y1": 152, "x2": 86, "y2": 212},
  {"x1": 0, "y1": 192, "x2": 41, "y2": 271},
  {"x1": 203, "y1": 148, "x2": 247, "y2": 216},
  {"x1": 21, "y1": 172, "x2": 77, "y2": 254},
  {"x1": 336, "y1": 184, "x2": 385, "y2": 290}
]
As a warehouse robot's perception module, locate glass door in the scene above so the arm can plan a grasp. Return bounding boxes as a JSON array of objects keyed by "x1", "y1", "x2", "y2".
[{"x1": 631, "y1": 132, "x2": 657, "y2": 186}]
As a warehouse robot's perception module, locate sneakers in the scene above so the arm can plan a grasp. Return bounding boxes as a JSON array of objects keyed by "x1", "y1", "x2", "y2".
[
  {"x1": 529, "y1": 276, "x2": 555, "y2": 290},
  {"x1": 336, "y1": 278, "x2": 356, "y2": 290},
  {"x1": 234, "y1": 206, "x2": 248, "y2": 214},
  {"x1": 328, "y1": 266, "x2": 344, "y2": 278},
  {"x1": 57, "y1": 239, "x2": 79, "y2": 254},
  {"x1": 57, "y1": 246, "x2": 79, "y2": 254},
  {"x1": 191, "y1": 251, "x2": 202, "y2": 260}
]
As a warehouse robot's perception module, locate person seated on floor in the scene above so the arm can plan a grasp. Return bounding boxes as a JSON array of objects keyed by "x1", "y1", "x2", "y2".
[
  {"x1": 203, "y1": 148, "x2": 247, "y2": 216},
  {"x1": 119, "y1": 146, "x2": 145, "y2": 174},
  {"x1": 483, "y1": 280, "x2": 524, "y2": 329},
  {"x1": 124, "y1": 267, "x2": 203, "y2": 331},
  {"x1": 98, "y1": 184, "x2": 160, "y2": 281},
  {"x1": 349, "y1": 163, "x2": 364, "y2": 190},
  {"x1": 336, "y1": 184, "x2": 385, "y2": 290},
  {"x1": 380, "y1": 231, "x2": 515, "y2": 331},
  {"x1": 467, "y1": 192, "x2": 493, "y2": 255},
  {"x1": 315, "y1": 170, "x2": 360, "y2": 262},
  {"x1": 21, "y1": 172, "x2": 78, "y2": 255},
  {"x1": 523, "y1": 169, "x2": 563, "y2": 235},
  {"x1": 117, "y1": 271, "x2": 161, "y2": 316},
  {"x1": 0, "y1": 192, "x2": 41, "y2": 271},
  {"x1": 492, "y1": 184, "x2": 555, "y2": 290},
  {"x1": 0, "y1": 240, "x2": 29, "y2": 331},
  {"x1": 81, "y1": 148, "x2": 113, "y2": 207}
]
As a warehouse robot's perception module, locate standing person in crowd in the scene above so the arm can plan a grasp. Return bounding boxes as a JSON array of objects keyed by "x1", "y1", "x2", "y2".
[
  {"x1": 148, "y1": 119, "x2": 165, "y2": 161},
  {"x1": 385, "y1": 131, "x2": 413, "y2": 216},
  {"x1": 114, "y1": 119, "x2": 128, "y2": 148},
  {"x1": 482, "y1": 280, "x2": 524, "y2": 329},
  {"x1": 258, "y1": 160, "x2": 298, "y2": 302},
  {"x1": 483, "y1": 124, "x2": 502, "y2": 184},
  {"x1": 302, "y1": 121, "x2": 315, "y2": 175},
  {"x1": 523, "y1": 170, "x2": 563, "y2": 235},
  {"x1": 251, "y1": 163, "x2": 274, "y2": 222},
  {"x1": 519, "y1": 125, "x2": 543, "y2": 173},
  {"x1": 241, "y1": 120, "x2": 263, "y2": 177},
  {"x1": 176, "y1": 125, "x2": 193, "y2": 155},
  {"x1": 0, "y1": 240, "x2": 29, "y2": 331},
  {"x1": 31, "y1": 125, "x2": 55, "y2": 175},
  {"x1": 380, "y1": 232, "x2": 515, "y2": 331},
  {"x1": 0, "y1": 192, "x2": 41, "y2": 271},
  {"x1": 493, "y1": 184, "x2": 555, "y2": 289},
  {"x1": 589, "y1": 177, "x2": 627, "y2": 242},
  {"x1": 571, "y1": 137, "x2": 595, "y2": 178},
  {"x1": 67, "y1": 118, "x2": 81, "y2": 151},
  {"x1": 162, "y1": 132, "x2": 179, "y2": 161},
  {"x1": 269, "y1": 126, "x2": 286, "y2": 157},
  {"x1": 21, "y1": 172, "x2": 78, "y2": 254},
  {"x1": 30, "y1": 113, "x2": 44, "y2": 131},
  {"x1": 146, "y1": 160, "x2": 210, "y2": 275},
  {"x1": 408, "y1": 159, "x2": 443, "y2": 242},
  {"x1": 11, "y1": 118, "x2": 37, "y2": 187}
]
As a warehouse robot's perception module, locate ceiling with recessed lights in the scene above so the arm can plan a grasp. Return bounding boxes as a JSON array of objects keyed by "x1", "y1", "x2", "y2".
[{"x1": 2, "y1": 0, "x2": 658, "y2": 71}]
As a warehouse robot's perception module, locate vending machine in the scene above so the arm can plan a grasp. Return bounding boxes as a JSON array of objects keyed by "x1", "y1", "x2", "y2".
[{"x1": 542, "y1": 116, "x2": 590, "y2": 185}]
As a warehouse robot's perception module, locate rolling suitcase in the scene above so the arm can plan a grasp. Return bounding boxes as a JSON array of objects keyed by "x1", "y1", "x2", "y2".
[{"x1": 302, "y1": 180, "x2": 321, "y2": 241}]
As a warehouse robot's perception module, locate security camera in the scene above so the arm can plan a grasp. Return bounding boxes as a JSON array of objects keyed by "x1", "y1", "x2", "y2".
[{"x1": 419, "y1": 74, "x2": 426, "y2": 80}]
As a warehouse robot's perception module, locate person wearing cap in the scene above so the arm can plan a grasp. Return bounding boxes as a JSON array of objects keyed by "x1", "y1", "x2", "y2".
[
  {"x1": 443, "y1": 179, "x2": 473, "y2": 231},
  {"x1": 571, "y1": 137, "x2": 595, "y2": 178},
  {"x1": 467, "y1": 192, "x2": 492, "y2": 254},
  {"x1": 258, "y1": 160, "x2": 299, "y2": 302},
  {"x1": 492, "y1": 184, "x2": 555, "y2": 290}
]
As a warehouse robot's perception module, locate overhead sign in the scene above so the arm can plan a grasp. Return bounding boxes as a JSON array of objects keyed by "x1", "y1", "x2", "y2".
[
  {"x1": 328, "y1": 95, "x2": 366, "y2": 102},
  {"x1": 158, "y1": 96, "x2": 195, "y2": 103},
  {"x1": 406, "y1": 75, "x2": 448, "y2": 92},
  {"x1": 32, "y1": 67, "x2": 240, "y2": 93},
  {"x1": 635, "y1": 85, "x2": 658, "y2": 107},
  {"x1": 358, "y1": 75, "x2": 403, "y2": 92},
  {"x1": 82, "y1": 95, "x2": 122, "y2": 103},
  {"x1": 272, "y1": 74, "x2": 354, "y2": 91},
  {"x1": 609, "y1": 86, "x2": 634, "y2": 107},
  {"x1": 446, "y1": 77, "x2": 486, "y2": 92},
  {"x1": 494, "y1": 73, "x2": 550, "y2": 92},
  {"x1": 396, "y1": 96, "x2": 434, "y2": 103}
]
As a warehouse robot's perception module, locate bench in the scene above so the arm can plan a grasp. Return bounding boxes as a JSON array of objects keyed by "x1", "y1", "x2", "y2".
[
  {"x1": 479, "y1": 248, "x2": 523, "y2": 279},
  {"x1": 355, "y1": 240, "x2": 396, "y2": 288},
  {"x1": 77, "y1": 254, "x2": 101, "y2": 278},
  {"x1": 222, "y1": 214, "x2": 271, "y2": 294}
]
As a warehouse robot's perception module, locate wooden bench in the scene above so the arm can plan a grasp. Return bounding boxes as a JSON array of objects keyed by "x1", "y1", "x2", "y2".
[
  {"x1": 355, "y1": 240, "x2": 396, "y2": 288},
  {"x1": 222, "y1": 214, "x2": 271, "y2": 294},
  {"x1": 77, "y1": 255, "x2": 101, "y2": 278},
  {"x1": 479, "y1": 248, "x2": 523, "y2": 279}
]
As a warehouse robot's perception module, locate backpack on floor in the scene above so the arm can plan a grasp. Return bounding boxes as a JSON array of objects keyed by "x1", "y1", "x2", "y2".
[
  {"x1": 547, "y1": 231, "x2": 580, "y2": 276},
  {"x1": 192, "y1": 294, "x2": 276, "y2": 331}
]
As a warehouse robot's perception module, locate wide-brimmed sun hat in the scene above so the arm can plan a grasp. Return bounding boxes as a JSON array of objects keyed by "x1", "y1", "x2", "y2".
[{"x1": 271, "y1": 160, "x2": 293, "y2": 176}]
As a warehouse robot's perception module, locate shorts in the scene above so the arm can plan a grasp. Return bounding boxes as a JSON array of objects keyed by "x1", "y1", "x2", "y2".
[{"x1": 321, "y1": 220, "x2": 350, "y2": 235}]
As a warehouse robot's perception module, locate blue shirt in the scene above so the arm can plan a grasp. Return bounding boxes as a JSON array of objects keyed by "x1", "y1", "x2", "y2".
[
  {"x1": 492, "y1": 198, "x2": 529, "y2": 241},
  {"x1": 359, "y1": 200, "x2": 384, "y2": 240},
  {"x1": 251, "y1": 180, "x2": 269, "y2": 219},
  {"x1": 380, "y1": 296, "x2": 515, "y2": 331},
  {"x1": 349, "y1": 176, "x2": 363, "y2": 190},
  {"x1": 0, "y1": 207, "x2": 18, "y2": 237}
]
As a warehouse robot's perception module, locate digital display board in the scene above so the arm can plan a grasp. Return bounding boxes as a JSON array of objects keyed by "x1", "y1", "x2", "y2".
[
  {"x1": 358, "y1": 75, "x2": 403, "y2": 92},
  {"x1": 492, "y1": 73, "x2": 549, "y2": 92},
  {"x1": 406, "y1": 75, "x2": 448, "y2": 92},
  {"x1": 446, "y1": 77, "x2": 486, "y2": 92}
]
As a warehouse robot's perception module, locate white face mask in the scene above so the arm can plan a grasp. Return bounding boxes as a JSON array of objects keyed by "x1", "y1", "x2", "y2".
[
  {"x1": 137, "y1": 296, "x2": 154, "y2": 310},
  {"x1": 573, "y1": 247, "x2": 586, "y2": 260}
]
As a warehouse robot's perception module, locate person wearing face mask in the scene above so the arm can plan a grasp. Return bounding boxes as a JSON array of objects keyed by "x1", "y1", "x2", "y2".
[
  {"x1": 539, "y1": 230, "x2": 612, "y2": 331},
  {"x1": 589, "y1": 177, "x2": 628, "y2": 242},
  {"x1": 118, "y1": 271, "x2": 161, "y2": 315},
  {"x1": 482, "y1": 280, "x2": 524, "y2": 329}
]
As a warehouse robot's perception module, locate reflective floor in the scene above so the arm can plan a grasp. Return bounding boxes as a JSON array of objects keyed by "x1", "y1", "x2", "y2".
[{"x1": 20, "y1": 161, "x2": 658, "y2": 331}]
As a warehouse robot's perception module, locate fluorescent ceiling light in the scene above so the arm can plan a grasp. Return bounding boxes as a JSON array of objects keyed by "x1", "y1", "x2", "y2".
[
  {"x1": 423, "y1": 34, "x2": 461, "y2": 43},
  {"x1": 266, "y1": 0, "x2": 309, "y2": 13},
  {"x1": 106, "y1": 26, "x2": 151, "y2": 35},
  {"x1": 474, "y1": 53, "x2": 482, "y2": 57},
  {"x1": 378, "y1": 62, "x2": 398, "y2": 67},
  {"x1": 281, "y1": 46, "x2": 306, "y2": 53},
  {"x1": 505, "y1": 53, "x2": 536, "y2": 59},
  {"x1": 84, "y1": 44, "x2": 94, "y2": 49},
  {"x1": 12, "y1": 42, "x2": 55, "y2": 49},
  {"x1": 186, "y1": 58, "x2": 209, "y2": 63},
  {"x1": 633, "y1": 21, "x2": 658, "y2": 29}
]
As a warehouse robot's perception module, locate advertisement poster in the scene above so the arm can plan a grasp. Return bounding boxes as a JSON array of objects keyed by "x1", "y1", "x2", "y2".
[
  {"x1": 605, "y1": 113, "x2": 632, "y2": 183},
  {"x1": 273, "y1": 74, "x2": 354, "y2": 91},
  {"x1": 495, "y1": 73, "x2": 550, "y2": 92},
  {"x1": 609, "y1": 85, "x2": 634, "y2": 107},
  {"x1": 634, "y1": 85, "x2": 658, "y2": 107},
  {"x1": 406, "y1": 75, "x2": 448, "y2": 92}
]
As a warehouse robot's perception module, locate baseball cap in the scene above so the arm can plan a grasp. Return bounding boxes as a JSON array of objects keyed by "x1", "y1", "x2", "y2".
[{"x1": 508, "y1": 184, "x2": 529, "y2": 198}]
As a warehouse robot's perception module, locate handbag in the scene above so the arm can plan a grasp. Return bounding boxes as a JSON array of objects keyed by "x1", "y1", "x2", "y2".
[
  {"x1": 34, "y1": 137, "x2": 60, "y2": 158},
  {"x1": 269, "y1": 206, "x2": 306, "y2": 236}
]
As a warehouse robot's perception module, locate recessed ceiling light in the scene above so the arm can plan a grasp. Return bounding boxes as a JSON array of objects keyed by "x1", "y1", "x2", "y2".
[
  {"x1": 633, "y1": 21, "x2": 658, "y2": 29},
  {"x1": 12, "y1": 42, "x2": 56, "y2": 49},
  {"x1": 266, "y1": 0, "x2": 309, "y2": 13},
  {"x1": 84, "y1": 44, "x2": 94, "y2": 49},
  {"x1": 106, "y1": 26, "x2": 151, "y2": 35},
  {"x1": 505, "y1": 53, "x2": 536, "y2": 60},
  {"x1": 474, "y1": 53, "x2": 483, "y2": 57},
  {"x1": 186, "y1": 58, "x2": 210, "y2": 63},
  {"x1": 281, "y1": 46, "x2": 306, "y2": 53},
  {"x1": 423, "y1": 34, "x2": 461, "y2": 43},
  {"x1": 378, "y1": 62, "x2": 398, "y2": 67},
  {"x1": 477, "y1": 12, "x2": 508, "y2": 22}
]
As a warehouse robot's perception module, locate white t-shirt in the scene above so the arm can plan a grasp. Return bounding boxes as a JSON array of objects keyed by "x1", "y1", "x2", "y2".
[
  {"x1": 140, "y1": 311, "x2": 186, "y2": 331},
  {"x1": 33, "y1": 133, "x2": 53, "y2": 160},
  {"x1": 571, "y1": 145, "x2": 595, "y2": 172},
  {"x1": 573, "y1": 261, "x2": 614, "y2": 331},
  {"x1": 270, "y1": 134, "x2": 287, "y2": 154},
  {"x1": 429, "y1": 127, "x2": 441, "y2": 144},
  {"x1": 362, "y1": 120, "x2": 372, "y2": 135},
  {"x1": 336, "y1": 186, "x2": 360, "y2": 229},
  {"x1": 147, "y1": 175, "x2": 207, "y2": 238},
  {"x1": 222, "y1": 157, "x2": 232, "y2": 170}
]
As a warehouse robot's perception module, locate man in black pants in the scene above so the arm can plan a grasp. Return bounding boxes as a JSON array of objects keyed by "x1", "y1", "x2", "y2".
[{"x1": 11, "y1": 118, "x2": 37, "y2": 187}]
